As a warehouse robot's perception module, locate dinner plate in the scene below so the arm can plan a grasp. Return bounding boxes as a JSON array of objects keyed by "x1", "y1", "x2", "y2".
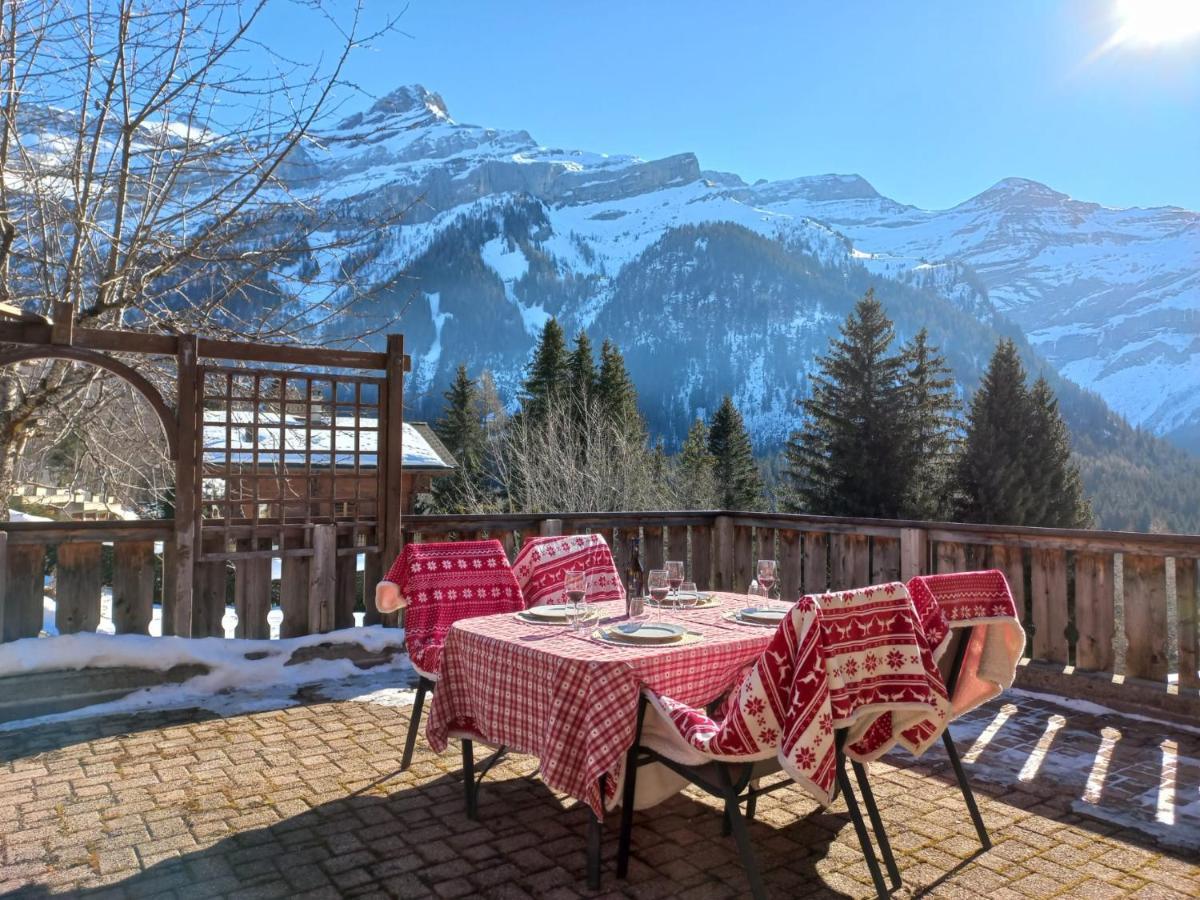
[
  {"x1": 517, "y1": 605, "x2": 593, "y2": 626},
  {"x1": 738, "y1": 606, "x2": 789, "y2": 625},
  {"x1": 600, "y1": 622, "x2": 687, "y2": 645},
  {"x1": 644, "y1": 592, "x2": 718, "y2": 609}
]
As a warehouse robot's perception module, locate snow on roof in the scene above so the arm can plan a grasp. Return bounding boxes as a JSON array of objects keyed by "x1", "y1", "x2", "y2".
[{"x1": 202, "y1": 411, "x2": 454, "y2": 470}]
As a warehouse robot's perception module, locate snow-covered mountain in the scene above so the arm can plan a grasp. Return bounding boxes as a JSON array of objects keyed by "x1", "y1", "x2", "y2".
[{"x1": 292, "y1": 84, "x2": 1197, "y2": 452}]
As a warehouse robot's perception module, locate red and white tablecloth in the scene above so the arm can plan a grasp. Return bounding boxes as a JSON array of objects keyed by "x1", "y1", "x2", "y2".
[
  {"x1": 425, "y1": 593, "x2": 771, "y2": 817},
  {"x1": 512, "y1": 534, "x2": 625, "y2": 607}
]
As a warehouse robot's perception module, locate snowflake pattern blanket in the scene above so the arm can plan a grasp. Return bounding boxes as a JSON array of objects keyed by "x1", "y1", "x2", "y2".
[
  {"x1": 383, "y1": 540, "x2": 524, "y2": 677},
  {"x1": 907, "y1": 570, "x2": 1025, "y2": 719},
  {"x1": 641, "y1": 582, "x2": 950, "y2": 806},
  {"x1": 512, "y1": 534, "x2": 625, "y2": 607}
]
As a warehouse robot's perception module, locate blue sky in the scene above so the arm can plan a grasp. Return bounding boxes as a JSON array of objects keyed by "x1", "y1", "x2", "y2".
[{"x1": 264, "y1": 0, "x2": 1200, "y2": 211}]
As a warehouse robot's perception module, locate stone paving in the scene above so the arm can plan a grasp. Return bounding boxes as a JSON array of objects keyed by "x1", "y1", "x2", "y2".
[{"x1": 0, "y1": 676, "x2": 1198, "y2": 899}]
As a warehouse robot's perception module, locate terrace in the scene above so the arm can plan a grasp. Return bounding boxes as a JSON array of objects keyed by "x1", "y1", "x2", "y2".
[{"x1": 1, "y1": 315, "x2": 1198, "y2": 897}]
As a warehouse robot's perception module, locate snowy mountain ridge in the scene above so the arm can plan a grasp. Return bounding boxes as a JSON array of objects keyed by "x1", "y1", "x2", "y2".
[{"x1": 292, "y1": 85, "x2": 1199, "y2": 452}]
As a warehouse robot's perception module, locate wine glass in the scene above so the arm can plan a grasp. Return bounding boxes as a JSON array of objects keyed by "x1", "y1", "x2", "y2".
[
  {"x1": 756, "y1": 559, "x2": 778, "y2": 605},
  {"x1": 665, "y1": 560, "x2": 685, "y2": 608},
  {"x1": 678, "y1": 580, "x2": 699, "y2": 611},
  {"x1": 565, "y1": 569, "x2": 586, "y2": 630},
  {"x1": 747, "y1": 580, "x2": 768, "y2": 610},
  {"x1": 647, "y1": 569, "x2": 669, "y2": 623}
]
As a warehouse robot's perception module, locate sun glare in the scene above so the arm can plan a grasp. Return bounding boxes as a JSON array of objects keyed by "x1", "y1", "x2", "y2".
[{"x1": 1110, "y1": 0, "x2": 1200, "y2": 47}]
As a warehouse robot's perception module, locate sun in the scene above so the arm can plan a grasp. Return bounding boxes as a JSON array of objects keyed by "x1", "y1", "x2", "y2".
[{"x1": 1109, "y1": 0, "x2": 1200, "y2": 47}]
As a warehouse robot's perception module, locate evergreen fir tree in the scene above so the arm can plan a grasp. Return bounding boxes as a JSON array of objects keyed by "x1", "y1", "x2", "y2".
[
  {"x1": 432, "y1": 365, "x2": 489, "y2": 512},
  {"x1": 566, "y1": 330, "x2": 597, "y2": 406},
  {"x1": 898, "y1": 328, "x2": 962, "y2": 519},
  {"x1": 519, "y1": 317, "x2": 569, "y2": 425},
  {"x1": 1024, "y1": 376, "x2": 1093, "y2": 527},
  {"x1": 596, "y1": 339, "x2": 643, "y2": 438},
  {"x1": 707, "y1": 396, "x2": 763, "y2": 510},
  {"x1": 675, "y1": 417, "x2": 718, "y2": 509},
  {"x1": 783, "y1": 289, "x2": 908, "y2": 516},
  {"x1": 956, "y1": 339, "x2": 1036, "y2": 524}
]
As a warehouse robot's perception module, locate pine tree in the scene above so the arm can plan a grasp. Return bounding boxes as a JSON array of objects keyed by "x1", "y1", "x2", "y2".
[
  {"x1": 675, "y1": 417, "x2": 718, "y2": 509},
  {"x1": 519, "y1": 317, "x2": 569, "y2": 425},
  {"x1": 565, "y1": 330, "x2": 597, "y2": 442},
  {"x1": 898, "y1": 328, "x2": 962, "y2": 519},
  {"x1": 956, "y1": 339, "x2": 1036, "y2": 525},
  {"x1": 596, "y1": 339, "x2": 643, "y2": 439},
  {"x1": 432, "y1": 365, "x2": 489, "y2": 512},
  {"x1": 707, "y1": 396, "x2": 763, "y2": 510},
  {"x1": 784, "y1": 289, "x2": 908, "y2": 516},
  {"x1": 1024, "y1": 377, "x2": 1092, "y2": 527}
]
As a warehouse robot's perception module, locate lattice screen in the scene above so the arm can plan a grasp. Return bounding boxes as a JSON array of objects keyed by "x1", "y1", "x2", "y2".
[{"x1": 196, "y1": 366, "x2": 384, "y2": 557}]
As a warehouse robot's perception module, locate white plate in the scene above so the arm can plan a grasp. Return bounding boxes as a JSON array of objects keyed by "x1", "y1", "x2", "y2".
[
  {"x1": 600, "y1": 622, "x2": 687, "y2": 645},
  {"x1": 738, "y1": 606, "x2": 788, "y2": 625},
  {"x1": 644, "y1": 592, "x2": 718, "y2": 609},
  {"x1": 524, "y1": 604, "x2": 579, "y2": 621}
]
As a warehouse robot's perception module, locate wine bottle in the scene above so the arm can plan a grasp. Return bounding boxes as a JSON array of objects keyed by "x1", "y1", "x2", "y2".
[{"x1": 626, "y1": 536, "x2": 644, "y2": 615}]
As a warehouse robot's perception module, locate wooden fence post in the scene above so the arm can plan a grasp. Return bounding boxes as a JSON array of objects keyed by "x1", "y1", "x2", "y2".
[
  {"x1": 172, "y1": 334, "x2": 198, "y2": 637},
  {"x1": 309, "y1": 524, "x2": 337, "y2": 634},
  {"x1": 540, "y1": 518, "x2": 563, "y2": 537},
  {"x1": 381, "y1": 334, "x2": 406, "y2": 581},
  {"x1": 56, "y1": 542, "x2": 103, "y2": 634},
  {"x1": 112, "y1": 541, "x2": 155, "y2": 635},
  {"x1": 899, "y1": 528, "x2": 928, "y2": 582},
  {"x1": 713, "y1": 515, "x2": 735, "y2": 591}
]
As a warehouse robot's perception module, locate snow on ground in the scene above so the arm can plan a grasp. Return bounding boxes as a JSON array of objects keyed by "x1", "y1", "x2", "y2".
[{"x1": 0, "y1": 625, "x2": 416, "y2": 732}]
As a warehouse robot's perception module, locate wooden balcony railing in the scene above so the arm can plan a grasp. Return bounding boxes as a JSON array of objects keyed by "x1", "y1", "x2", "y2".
[
  {"x1": 404, "y1": 510, "x2": 1200, "y2": 693},
  {"x1": 3, "y1": 510, "x2": 1198, "y2": 701}
]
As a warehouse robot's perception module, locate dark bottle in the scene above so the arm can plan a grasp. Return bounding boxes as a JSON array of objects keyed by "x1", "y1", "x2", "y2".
[{"x1": 626, "y1": 536, "x2": 644, "y2": 614}]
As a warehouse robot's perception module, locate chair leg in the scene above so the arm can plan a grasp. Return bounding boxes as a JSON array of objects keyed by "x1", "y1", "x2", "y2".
[
  {"x1": 852, "y1": 761, "x2": 901, "y2": 889},
  {"x1": 401, "y1": 676, "x2": 431, "y2": 772},
  {"x1": 836, "y1": 760, "x2": 889, "y2": 900},
  {"x1": 618, "y1": 699, "x2": 647, "y2": 878},
  {"x1": 943, "y1": 729, "x2": 991, "y2": 850},
  {"x1": 745, "y1": 793, "x2": 758, "y2": 823},
  {"x1": 462, "y1": 739, "x2": 477, "y2": 820},
  {"x1": 717, "y1": 766, "x2": 767, "y2": 900}
]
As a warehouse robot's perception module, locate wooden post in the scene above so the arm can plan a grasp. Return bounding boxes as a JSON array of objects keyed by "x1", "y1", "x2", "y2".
[
  {"x1": 334, "y1": 533, "x2": 357, "y2": 630},
  {"x1": 935, "y1": 541, "x2": 968, "y2": 574},
  {"x1": 56, "y1": 542, "x2": 103, "y2": 634},
  {"x1": 309, "y1": 524, "x2": 337, "y2": 634},
  {"x1": 540, "y1": 518, "x2": 563, "y2": 537},
  {"x1": 362, "y1": 550, "x2": 383, "y2": 627},
  {"x1": 712, "y1": 515, "x2": 734, "y2": 591},
  {"x1": 1176, "y1": 557, "x2": 1198, "y2": 690},
  {"x1": 1074, "y1": 552, "x2": 1115, "y2": 672},
  {"x1": 615, "y1": 527, "x2": 637, "y2": 583},
  {"x1": 1123, "y1": 554, "x2": 1168, "y2": 681},
  {"x1": 666, "y1": 526, "x2": 688, "y2": 567},
  {"x1": 779, "y1": 528, "x2": 803, "y2": 602},
  {"x1": 830, "y1": 534, "x2": 869, "y2": 591},
  {"x1": 172, "y1": 334, "x2": 198, "y2": 636},
  {"x1": 801, "y1": 532, "x2": 827, "y2": 594},
  {"x1": 3, "y1": 543, "x2": 44, "y2": 640},
  {"x1": 899, "y1": 528, "x2": 928, "y2": 582},
  {"x1": 194, "y1": 534, "x2": 227, "y2": 637},
  {"x1": 161, "y1": 540, "x2": 177, "y2": 635},
  {"x1": 732, "y1": 524, "x2": 753, "y2": 593},
  {"x1": 234, "y1": 539, "x2": 272, "y2": 639},
  {"x1": 280, "y1": 531, "x2": 311, "y2": 638},
  {"x1": 871, "y1": 537, "x2": 901, "y2": 584},
  {"x1": 112, "y1": 541, "x2": 155, "y2": 635},
  {"x1": 50, "y1": 301, "x2": 74, "y2": 345},
  {"x1": 381, "y1": 334, "x2": 406, "y2": 580},
  {"x1": 642, "y1": 525, "x2": 664, "y2": 571},
  {"x1": 690, "y1": 524, "x2": 713, "y2": 591},
  {"x1": 1030, "y1": 548, "x2": 1069, "y2": 664}
]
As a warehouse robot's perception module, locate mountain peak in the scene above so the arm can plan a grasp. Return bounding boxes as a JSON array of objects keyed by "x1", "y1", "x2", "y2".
[
  {"x1": 335, "y1": 84, "x2": 450, "y2": 131},
  {"x1": 972, "y1": 177, "x2": 1068, "y2": 204},
  {"x1": 748, "y1": 173, "x2": 882, "y2": 204}
]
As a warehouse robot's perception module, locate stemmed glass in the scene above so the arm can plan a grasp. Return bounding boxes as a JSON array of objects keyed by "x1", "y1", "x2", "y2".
[
  {"x1": 665, "y1": 560, "x2": 685, "y2": 609},
  {"x1": 647, "y1": 569, "x2": 669, "y2": 623},
  {"x1": 756, "y1": 559, "x2": 778, "y2": 607},
  {"x1": 678, "y1": 580, "x2": 699, "y2": 611},
  {"x1": 747, "y1": 580, "x2": 768, "y2": 609},
  {"x1": 565, "y1": 569, "x2": 587, "y2": 630}
]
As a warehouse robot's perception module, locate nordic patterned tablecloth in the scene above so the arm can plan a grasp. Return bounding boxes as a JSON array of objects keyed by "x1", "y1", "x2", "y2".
[{"x1": 425, "y1": 593, "x2": 772, "y2": 817}]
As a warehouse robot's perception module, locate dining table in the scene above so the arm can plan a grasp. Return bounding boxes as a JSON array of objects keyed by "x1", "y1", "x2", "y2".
[{"x1": 424, "y1": 591, "x2": 778, "y2": 888}]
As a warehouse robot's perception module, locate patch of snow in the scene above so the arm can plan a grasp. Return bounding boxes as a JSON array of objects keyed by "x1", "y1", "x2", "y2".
[{"x1": 0, "y1": 625, "x2": 414, "y2": 732}]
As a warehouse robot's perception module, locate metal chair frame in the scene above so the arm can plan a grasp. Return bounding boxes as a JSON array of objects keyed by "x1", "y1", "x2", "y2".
[{"x1": 616, "y1": 694, "x2": 899, "y2": 900}]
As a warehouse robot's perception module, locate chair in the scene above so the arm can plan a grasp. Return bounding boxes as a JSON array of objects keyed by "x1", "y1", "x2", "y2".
[
  {"x1": 902, "y1": 569, "x2": 1026, "y2": 851},
  {"x1": 377, "y1": 539, "x2": 524, "y2": 773},
  {"x1": 512, "y1": 533, "x2": 625, "y2": 607},
  {"x1": 617, "y1": 583, "x2": 950, "y2": 899}
]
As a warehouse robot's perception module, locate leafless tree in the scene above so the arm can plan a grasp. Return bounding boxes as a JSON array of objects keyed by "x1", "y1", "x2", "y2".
[
  {"x1": 0, "y1": 0, "x2": 407, "y2": 515},
  {"x1": 490, "y1": 394, "x2": 674, "y2": 514}
]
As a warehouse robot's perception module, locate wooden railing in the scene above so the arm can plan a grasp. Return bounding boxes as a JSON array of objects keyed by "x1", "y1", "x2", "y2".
[
  {"x1": 3, "y1": 509, "x2": 1198, "y2": 697},
  {"x1": 403, "y1": 510, "x2": 1200, "y2": 691},
  {"x1": 0, "y1": 520, "x2": 391, "y2": 643}
]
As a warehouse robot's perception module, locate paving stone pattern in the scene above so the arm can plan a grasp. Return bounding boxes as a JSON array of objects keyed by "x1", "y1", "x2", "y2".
[{"x1": 0, "y1": 681, "x2": 1197, "y2": 899}]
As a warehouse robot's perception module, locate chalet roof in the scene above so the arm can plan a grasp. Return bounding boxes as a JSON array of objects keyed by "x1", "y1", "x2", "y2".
[{"x1": 201, "y1": 410, "x2": 456, "y2": 471}]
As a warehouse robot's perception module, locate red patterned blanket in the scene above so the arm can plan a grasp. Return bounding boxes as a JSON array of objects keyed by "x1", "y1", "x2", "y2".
[{"x1": 512, "y1": 534, "x2": 625, "y2": 607}]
